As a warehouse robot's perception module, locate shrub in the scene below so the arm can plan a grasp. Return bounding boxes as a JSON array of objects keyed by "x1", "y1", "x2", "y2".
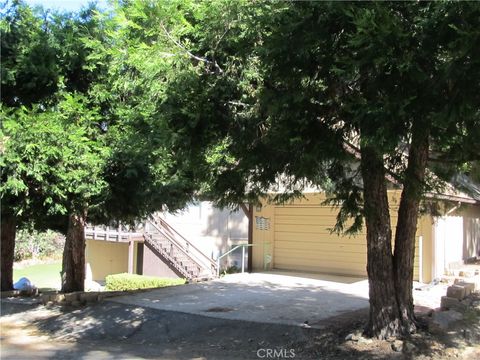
[
  {"x1": 105, "y1": 273, "x2": 186, "y2": 291},
  {"x1": 221, "y1": 265, "x2": 240, "y2": 276}
]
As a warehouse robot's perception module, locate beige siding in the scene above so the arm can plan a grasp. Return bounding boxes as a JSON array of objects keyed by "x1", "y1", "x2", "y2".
[
  {"x1": 273, "y1": 202, "x2": 368, "y2": 277},
  {"x1": 418, "y1": 214, "x2": 434, "y2": 283},
  {"x1": 253, "y1": 191, "x2": 431, "y2": 282},
  {"x1": 86, "y1": 240, "x2": 129, "y2": 281}
]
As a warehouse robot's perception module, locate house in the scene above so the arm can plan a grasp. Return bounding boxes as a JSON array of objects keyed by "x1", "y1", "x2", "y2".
[
  {"x1": 251, "y1": 189, "x2": 480, "y2": 283},
  {"x1": 85, "y1": 183, "x2": 479, "y2": 284},
  {"x1": 85, "y1": 202, "x2": 249, "y2": 282}
]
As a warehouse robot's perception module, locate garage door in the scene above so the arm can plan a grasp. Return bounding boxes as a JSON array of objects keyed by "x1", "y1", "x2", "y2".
[
  {"x1": 273, "y1": 205, "x2": 368, "y2": 277},
  {"x1": 272, "y1": 204, "x2": 421, "y2": 279}
]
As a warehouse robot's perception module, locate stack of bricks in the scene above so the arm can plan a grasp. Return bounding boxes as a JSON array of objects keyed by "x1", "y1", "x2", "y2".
[{"x1": 440, "y1": 279, "x2": 478, "y2": 311}]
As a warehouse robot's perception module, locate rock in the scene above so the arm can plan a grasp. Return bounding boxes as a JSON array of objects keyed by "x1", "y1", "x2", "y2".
[
  {"x1": 414, "y1": 305, "x2": 434, "y2": 317},
  {"x1": 441, "y1": 296, "x2": 468, "y2": 312},
  {"x1": 445, "y1": 348, "x2": 459, "y2": 357},
  {"x1": 345, "y1": 333, "x2": 356, "y2": 341},
  {"x1": 447, "y1": 285, "x2": 466, "y2": 300},
  {"x1": 79, "y1": 293, "x2": 98, "y2": 303},
  {"x1": 429, "y1": 310, "x2": 463, "y2": 332},
  {"x1": 0, "y1": 290, "x2": 20, "y2": 298},
  {"x1": 357, "y1": 336, "x2": 373, "y2": 345},
  {"x1": 70, "y1": 300, "x2": 82, "y2": 307},
  {"x1": 453, "y1": 280, "x2": 475, "y2": 296},
  {"x1": 52, "y1": 294, "x2": 65, "y2": 302},
  {"x1": 345, "y1": 331, "x2": 362, "y2": 341},
  {"x1": 64, "y1": 292, "x2": 80, "y2": 302},
  {"x1": 19, "y1": 288, "x2": 37, "y2": 297},
  {"x1": 404, "y1": 341, "x2": 416, "y2": 352},
  {"x1": 391, "y1": 340, "x2": 403, "y2": 352}
]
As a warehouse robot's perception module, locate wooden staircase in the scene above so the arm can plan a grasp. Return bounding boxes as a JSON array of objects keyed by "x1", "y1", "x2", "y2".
[{"x1": 144, "y1": 216, "x2": 218, "y2": 280}]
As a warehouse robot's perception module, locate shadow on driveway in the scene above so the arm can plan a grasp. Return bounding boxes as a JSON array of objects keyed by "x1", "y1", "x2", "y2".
[{"x1": 109, "y1": 272, "x2": 370, "y2": 328}]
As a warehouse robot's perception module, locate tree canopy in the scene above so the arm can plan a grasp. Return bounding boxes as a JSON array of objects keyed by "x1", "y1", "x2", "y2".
[
  {"x1": 117, "y1": 1, "x2": 480, "y2": 337},
  {"x1": 1, "y1": 0, "x2": 479, "y2": 337}
]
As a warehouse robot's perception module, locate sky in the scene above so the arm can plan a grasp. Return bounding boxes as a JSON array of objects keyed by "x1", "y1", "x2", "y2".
[{"x1": 23, "y1": 0, "x2": 109, "y2": 12}]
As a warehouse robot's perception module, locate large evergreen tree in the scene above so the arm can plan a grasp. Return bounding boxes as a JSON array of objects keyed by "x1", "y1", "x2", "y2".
[
  {"x1": 1, "y1": 2, "x2": 111, "y2": 291},
  {"x1": 143, "y1": 1, "x2": 480, "y2": 338},
  {"x1": 1, "y1": 0, "x2": 195, "y2": 291}
]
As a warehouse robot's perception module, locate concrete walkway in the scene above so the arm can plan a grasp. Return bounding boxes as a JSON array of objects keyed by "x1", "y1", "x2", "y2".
[{"x1": 109, "y1": 272, "x2": 370, "y2": 328}]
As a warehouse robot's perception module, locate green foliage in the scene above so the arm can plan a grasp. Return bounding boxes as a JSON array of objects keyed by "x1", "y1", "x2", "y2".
[
  {"x1": 1, "y1": 1, "x2": 59, "y2": 106},
  {"x1": 145, "y1": 1, "x2": 480, "y2": 232},
  {"x1": 105, "y1": 273, "x2": 186, "y2": 291},
  {"x1": 2, "y1": 0, "x2": 479, "y2": 241},
  {"x1": 221, "y1": 265, "x2": 240, "y2": 276},
  {"x1": 1, "y1": 94, "x2": 109, "y2": 226},
  {"x1": 14, "y1": 230, "x2": 64, "y2": 261}
]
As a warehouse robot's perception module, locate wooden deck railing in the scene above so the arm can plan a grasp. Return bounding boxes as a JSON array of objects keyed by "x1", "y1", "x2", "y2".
[
  {"x1": 85, "y1": 215, "x2": 220, "y2": 279},
  {"x1": 84, "y1": 224, "x2": 144, "y2": 242}
]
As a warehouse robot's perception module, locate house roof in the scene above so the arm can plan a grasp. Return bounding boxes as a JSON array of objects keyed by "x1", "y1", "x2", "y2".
[
  {"x1": 268, "y1": 165, "x2": 480, "y2": 206},
  {"x1": 342, "y1": 141, "x2": 480, "y2": 205},
  {"x1": 429, "y1": 173, "x2": 480, "y2": 204}
]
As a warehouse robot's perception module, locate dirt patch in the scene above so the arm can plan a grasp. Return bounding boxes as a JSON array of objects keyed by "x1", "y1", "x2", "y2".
[
  {"x1": 299, "y1": 294, "x2": 480, "y2": 359},
  {"x1": 1, "y1": 296, "x2": 479, "y2": 360}
]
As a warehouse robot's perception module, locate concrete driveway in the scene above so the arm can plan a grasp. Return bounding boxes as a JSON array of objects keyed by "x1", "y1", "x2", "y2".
[{"x1": 109, "y1": 272, "x2": 370, "y2": 328}]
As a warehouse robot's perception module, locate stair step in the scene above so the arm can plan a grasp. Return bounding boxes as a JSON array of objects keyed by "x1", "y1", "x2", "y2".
[{"x1": 144, "y1": 225, "x2": 215, "y2": 280}]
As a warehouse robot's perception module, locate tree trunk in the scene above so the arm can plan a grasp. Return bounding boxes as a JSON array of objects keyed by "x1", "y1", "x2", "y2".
[
  {"x1": 61, "y1": 212, "x2": 86, "y2": 292},
  {"x1": 393, "y1": 126, "x2": 430, "y2": 332},
  {"x1": 361, "y1": 145, "x2": 402, "y2": 339},
  {"x1": 1, "y1": 214, "x2": 16, "y2": 291}
]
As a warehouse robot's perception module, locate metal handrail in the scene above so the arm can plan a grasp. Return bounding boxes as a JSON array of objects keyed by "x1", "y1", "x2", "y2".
[
  {"x1": 216, "y1": 244, "x2": 253, "y2": 276},
  {"x1": 154, "y1": 216, "x2": 217, "y2": 269},
  {"x1": 147, "y1": 216, "x2": 218, "y2": 274}
]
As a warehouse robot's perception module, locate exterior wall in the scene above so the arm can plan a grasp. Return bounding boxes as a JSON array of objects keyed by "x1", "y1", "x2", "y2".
[
  {"x1": 432, "y1": 204, "x2": 480, "y2": 278},
  {"x1": 161, "y1": 202, "x2": 249, "y2": 268},
  {"x1": 85, "y1": 240, "x2": 129, "y2": 282},
  {"x1": 252, "y1": 201, "x2": 275, "y2": 271},
  {"x1": 417, "y1": 215, "x2": 434, "y2": 283},
  {"x1": 85, "y1": 202, "x2": 249, "y2": 281},
  {"x1": 463, "y1": 205, "x2": 480, "y2": 259},
  {"x1": 142, "y1": 242, "x2": 181, "y2": 278},
  {"x1": 252, "y1": 191, "x2": 432, "y2": 282}
]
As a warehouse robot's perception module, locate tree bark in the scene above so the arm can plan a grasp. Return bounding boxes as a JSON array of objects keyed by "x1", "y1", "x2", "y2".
[
  {"x1": 1, "y1": 213, "x2": 16, "y2": 291},
  {"x1": 361, "y1": 145, "x2": 402, "y2": 339},
  {"x1": 61, "y1": 212, "x2": 86, "y2": 292},
  {"x1": 393, "y1": 125, "x2": 430, "y2": 332}
]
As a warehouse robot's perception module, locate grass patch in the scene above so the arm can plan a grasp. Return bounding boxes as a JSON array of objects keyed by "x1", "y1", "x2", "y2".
[
  {"x1": 105, "y1": 273, "x2": 186, "y2": 291},
  {"x1": 13, "y1": 262, "x2": 61, "y2": 290}
]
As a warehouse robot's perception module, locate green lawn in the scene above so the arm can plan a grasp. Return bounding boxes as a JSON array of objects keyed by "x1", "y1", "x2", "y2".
[{"x1": 13, "y1": 262, "x2": 62, "y2": 290}]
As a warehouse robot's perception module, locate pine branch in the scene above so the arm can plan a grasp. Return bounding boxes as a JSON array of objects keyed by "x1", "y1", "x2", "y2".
[{"x1": 160, "y1": 22, "x2": 223, "y2": 74}]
